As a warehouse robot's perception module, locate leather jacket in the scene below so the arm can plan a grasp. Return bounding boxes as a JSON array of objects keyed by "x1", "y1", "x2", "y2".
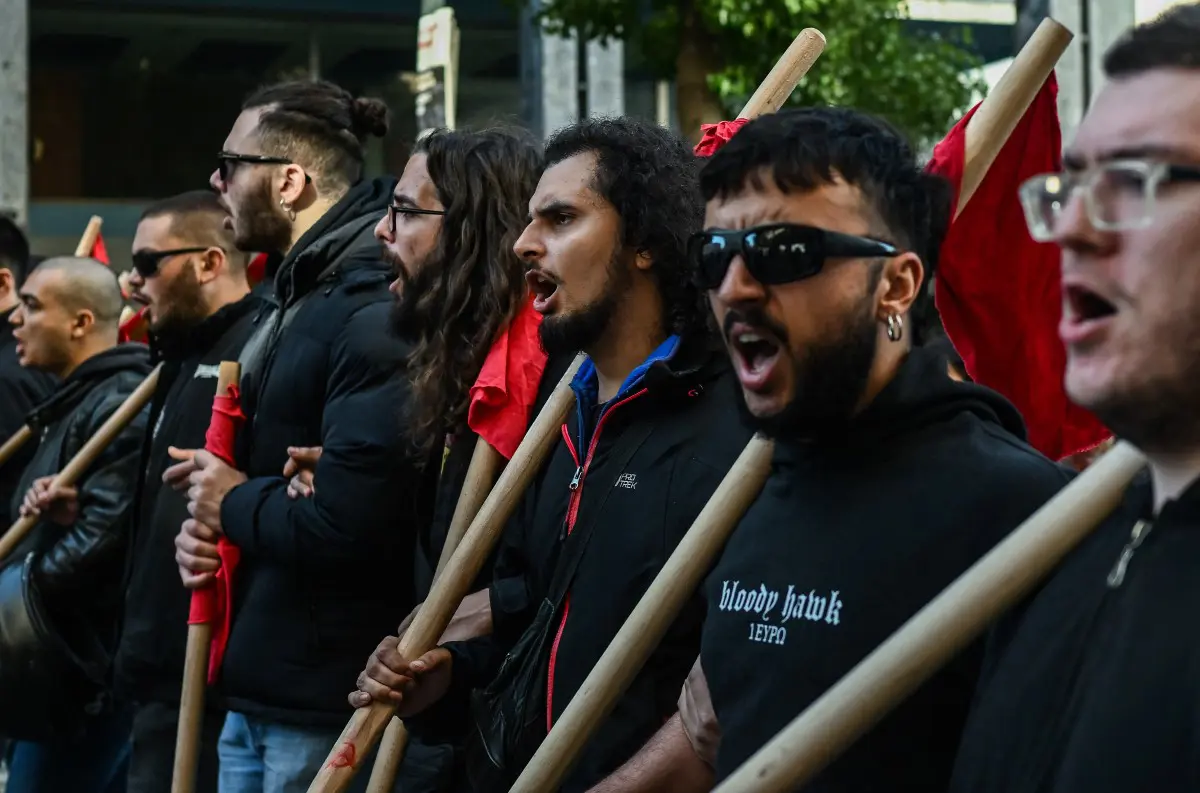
[{"x1": 0, "y1": 343, "x2": 152, "y2": 739}]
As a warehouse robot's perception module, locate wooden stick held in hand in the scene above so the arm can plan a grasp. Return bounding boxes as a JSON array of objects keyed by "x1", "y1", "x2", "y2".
[
  {"x1": 0, "y1": 426, "x2": 34, "y2": 469},
  {"x1": 0, "y1": 364, "x2": 161, "y2": 563},
  {"x1": 308, "y1": 355, "x2": 585, "y2": 793},
  {"x1": 172, "y1": 361, "x2": 241, "y2": 793},
  {"x1": 738, "y1": 28, "x2": 826, "y2": 119},
  {"x1": 74, "y1": 216, "x2": 104, "y2": 258},
  {"x1": 364, "y1": 436, "x2": 505, "y2": 793}
]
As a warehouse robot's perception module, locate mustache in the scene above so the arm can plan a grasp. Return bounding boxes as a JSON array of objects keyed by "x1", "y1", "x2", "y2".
[{"x1": 722, "y1": 307, "x2": 790, "y2": 345}]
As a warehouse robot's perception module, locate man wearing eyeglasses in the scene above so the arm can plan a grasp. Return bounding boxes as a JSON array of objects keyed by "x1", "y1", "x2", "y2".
[
  {"x1": 106, "y1": 190, "x2": 258, "y2": 793},
  {"x1": 167, "y1": 80, "x2": 439, "y2": 792},
  {"x1": 948, "y1": 7, "x2": 1200, "y2": 792},
  {"x1": 584, "y1": 108, "x2": 1069, "y2": 793}
]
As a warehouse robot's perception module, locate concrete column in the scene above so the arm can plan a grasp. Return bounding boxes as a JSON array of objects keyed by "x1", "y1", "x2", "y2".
[
  {"x1": 0, "y1": 0, "x2": 29, "y2": 227},
  {"x1": 520, "y1": 1, "x2": 578, "y2": 138},
  {"x1": 585, "y1": 39, "x2": 624, "y2": 118}
]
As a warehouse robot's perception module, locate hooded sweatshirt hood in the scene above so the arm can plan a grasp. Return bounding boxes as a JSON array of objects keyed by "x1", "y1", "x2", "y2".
[{"x1": 25, "y1": 343, "x2": 152, "y2": 430}]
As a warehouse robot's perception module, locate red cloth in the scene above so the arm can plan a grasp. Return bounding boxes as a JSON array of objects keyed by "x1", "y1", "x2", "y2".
[
  {"x1": 466, "y1": 297, "x2": 548, "y2": 460},
  {"x1": 90, "y1": 233, "x2": 109, "y2": 265},
  {"x1": 694, "y1": 119, "x2": 750, "y2": 157},
  {"x1": 247, "y1": 252, "x2": 269, "y2": 288},
  {"x1": 119, "y1": 306, "x2": 149, "y2": 345},
  {"x1": 927, "y1": 73, "x2": 1110, "y2": 461},
  {"x1": 187, "y1": 385, "x2": 245, "y2": 685}
]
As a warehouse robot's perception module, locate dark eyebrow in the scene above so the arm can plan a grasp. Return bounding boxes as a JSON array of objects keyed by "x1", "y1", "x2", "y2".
[
  {"x1": 532, "y1": 200, "x2": 577, "y2": 221},
  {"x1": 392, "y1": 192, "x2": 420, "y2": 209},
  {"x1": 1064, "y1": 144, "x2": 1198, "y2": 170}
]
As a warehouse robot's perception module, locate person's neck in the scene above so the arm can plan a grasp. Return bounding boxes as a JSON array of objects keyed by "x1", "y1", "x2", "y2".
[
  {"x1": 854, "y1": 337, "x2": 908, "y2": 416},
  {"x1": 587, "y1": 292, "x2": 668, "y2": 404},
  {"x1": 58, "y1": 336, "x2": 118, "y2": 380},
  {"x1": 201, "y1": 280, "x2": 251, "y2": 320},
  {"x1": 1146, "y1": 446, "x2": 1200, "y2": 513},
  {"x1": 284, "y1": 197, "x2": 339, "y2": 256}
]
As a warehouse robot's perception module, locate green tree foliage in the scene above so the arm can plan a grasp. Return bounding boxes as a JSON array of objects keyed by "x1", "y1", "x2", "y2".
[{"x1": 523, "y1": 0, "x2": 987, "y2": 145}]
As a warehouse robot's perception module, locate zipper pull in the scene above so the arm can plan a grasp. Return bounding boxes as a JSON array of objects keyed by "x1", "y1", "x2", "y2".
[
  {"x1": 1107, "y1": 519, "x2": 1151, "y2": 588},
  {"x1": 569, "y1": 466, "x2": 583, "y2": 491}
]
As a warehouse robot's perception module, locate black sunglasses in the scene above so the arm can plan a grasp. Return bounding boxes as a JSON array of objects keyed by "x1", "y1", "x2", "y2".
[
  {"x1": 387, "y1": 202, "x2": 446, "y2": 234},
  {"x1": 131, "y1": 247, "x2": 211, "y2": 279},
  {"x1": 217, "y1": 152, "x2": 313, "y2": 184},
  {"x1": 688, "y1": 223, "x2": 901, "y2": 290}
]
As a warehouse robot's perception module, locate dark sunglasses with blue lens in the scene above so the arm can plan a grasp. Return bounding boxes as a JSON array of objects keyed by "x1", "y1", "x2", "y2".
[{"x1": 688, "y1": 223, "x2": 901, "y2": 290}]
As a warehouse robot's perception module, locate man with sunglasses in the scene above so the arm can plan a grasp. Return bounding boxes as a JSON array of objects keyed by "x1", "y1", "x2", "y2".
[
  {"x1": 106, "y1": 190, "x2": 258, "y2": 793},
  {"x1": 948, "y1": 7, "x2": 1200, "y2": 792},
  {"x1": 585, "y1": 108, "x2": 1068, "y2": 793},
  {"x1": 167, "y1": 80, "x2": 438, "y2": 792}
]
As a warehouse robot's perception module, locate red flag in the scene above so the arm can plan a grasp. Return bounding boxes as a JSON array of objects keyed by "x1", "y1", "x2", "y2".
[
  {"x1": 927, "y1": 74, "x2": 1110, "y2": 461},
  {"x1": 466, "y1": 297, "x2": 548, "y2": 460},
  {"x1": 90, "y1": 232, "x2": 109, "y2": 266},
  {"x1": 694, "y1": 119, "x2": 750, "y2": 157},
  {"x1": 186, "y1": 383, "x2": 245, "y2": 684},
  {"x1": 119, "y1": 305, "x2": 149, "y2": 345},
  {"x1": 247, "y1": 252, "x2": 269, "y2": 288}
]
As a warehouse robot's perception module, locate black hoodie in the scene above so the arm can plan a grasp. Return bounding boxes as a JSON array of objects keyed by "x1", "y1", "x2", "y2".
[
  {"x1": 948, "y1": 471, "x2": 1200, "y2": 793},
  {"x1": 701, "y1": 346, "x2": 1071, "y2": 791},
  {"x1": 113, "y1": 294, "x2": 261, "y2": 705},
  {"x1": 217, "y1": 177, "x2": 440, "y2": 726},
  {"x1": 0, "y1": 306, "x2": 57, "y2": 514}
]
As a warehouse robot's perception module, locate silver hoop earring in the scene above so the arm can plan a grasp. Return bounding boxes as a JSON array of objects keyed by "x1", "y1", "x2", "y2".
[
  {"x1": 279, "y1": 198, "x2": 296, "y2": 222},
  {"x1": 886, "y1": 313, "x2": 903, "y2": 343}
]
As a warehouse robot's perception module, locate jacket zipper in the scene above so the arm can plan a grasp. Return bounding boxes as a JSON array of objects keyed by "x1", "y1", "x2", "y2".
[
  {"x1": 545, "y1": 387, "x2": 648, "y2": 731},
  {"x1": 1106, "y1": 518, "x2": 1152, "y2": 588}
]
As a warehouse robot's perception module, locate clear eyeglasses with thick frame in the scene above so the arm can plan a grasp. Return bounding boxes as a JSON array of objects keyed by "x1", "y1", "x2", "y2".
[{"x1": 1018, "y1": 158, "x2": 1200, "y2": 243}]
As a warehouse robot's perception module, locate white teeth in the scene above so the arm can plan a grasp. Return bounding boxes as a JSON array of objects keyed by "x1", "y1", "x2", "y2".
[{"x1": 737, "y1": 332, "x2": 764, "y2": 344}]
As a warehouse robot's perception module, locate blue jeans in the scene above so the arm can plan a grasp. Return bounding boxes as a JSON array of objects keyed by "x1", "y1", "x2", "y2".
[
  {"x1": 218, "y1": 712, "x2": 372, "y2": 793},
  {"x1": 4, "y1": 707, "x2": 132, "y2": 793}
]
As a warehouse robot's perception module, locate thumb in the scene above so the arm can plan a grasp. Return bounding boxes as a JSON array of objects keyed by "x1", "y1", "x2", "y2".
[
  {"x1": 295, "y1": 447, "x2": 322, "y2": 464},
  {"x1": 410, "y1": 649, "x2": 446, "y2": 674}
]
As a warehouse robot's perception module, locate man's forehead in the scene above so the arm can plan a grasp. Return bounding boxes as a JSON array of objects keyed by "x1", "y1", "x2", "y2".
[
  {"x1": 133, "y1": 214, "x2": 176, "y2": 245},
  {"x1": 704, "y1": 174, "x2": 869, "y2": 232},
  {"x1": 395, "y1": 154, "x2": 437, "y2": 201},
  {"x1": 1070, "y1": 71, "x2": 1200, "y2": 165},
  {"x1": 532, "y1": 152, "x2": 602, "y2": 207},
  {"x1": 20, "y1": 268, "x2": 58, "y2": 299},
  {"x1": 225, "y1": 107, "x2": 265, "y2": 151}
]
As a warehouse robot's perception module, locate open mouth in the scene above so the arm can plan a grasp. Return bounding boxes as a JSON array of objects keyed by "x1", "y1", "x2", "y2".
[
  {"x1": 1064, "y1": 284, "x2": 1117, "y2": 323},
  {"x1": 526, "y1": 269, "x2": 560, "y2": 312},
  {"x1": 728, "y1": 324, "x2": 782, "y2": 391}
]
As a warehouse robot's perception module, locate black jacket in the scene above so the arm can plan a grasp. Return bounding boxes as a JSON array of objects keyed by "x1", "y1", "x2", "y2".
[
  {"x1": 113, "y1": 295, "x2": 261, "y2": 705},
  {"x1": 218, "y1": 177, "x2": 440, "y2": 726},
  {"x1": 700, "y1": 346, "x2": 1071, "y2": 792},
  {"x1": 0, "y1": 343, "x2": 152, "y2": 739},
  {"x1": 947, "y1": 471, "x2": 1200, "y2": 793},
  {"x1": 0, "y1": 307, "x2": 57, "y2": 515},
  {"x1": 443, "y1": 332, "x2": 753, "y2": 791}
]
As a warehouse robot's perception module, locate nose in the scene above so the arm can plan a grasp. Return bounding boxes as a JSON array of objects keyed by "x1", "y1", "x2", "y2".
[
  {"x1": 513, "y1": 221, "x2": 542, "y2": 264},
  {"x1": 127, "y1": 268, "x2": 145, "y2": 291},
  {"x1": 9, "y1": 304, "x2": 22, "y2": 326},
  {"x1": 209, "y1": 168, "x2": 225, "y2": 193},
  {"x1": 715, "y1": 254, "x2": 767, "y2": 309},
  {"x1": 1054, "y1": 188, "x2": 1117, "y2": 258},
  {"x1": 374, "y1": 211, "x2": 393, "y2": 244}
]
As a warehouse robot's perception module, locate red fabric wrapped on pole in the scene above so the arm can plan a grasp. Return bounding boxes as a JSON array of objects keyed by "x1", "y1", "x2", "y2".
[
  {"x1": 466, "y1": 296, "x2": 548, "y2": 460},
  {"x1": 120, "y1": 305, "x2": 150, "y2": 345},
  {"x1": 927, "y1": 74, "x2": 1110, "y2": 461},
  {"x1": 91, "y1": 232, "x2": 110, "y2": 266},
  {"x1": 694, "y1": 119, "x2": 750, "y2": 157},
  {"x1": 247, "y1": 252, "x2": 270, "y2": 289},
  {"x1": 186, "y1": 381, "x2": 245, "y2": 683}
]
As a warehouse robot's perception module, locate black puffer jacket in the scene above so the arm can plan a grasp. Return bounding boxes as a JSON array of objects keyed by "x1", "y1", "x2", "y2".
[
  {"x1": 218, "y1": 177, "x2": 440, "y2": 726},
  {"x1": 113, "y1": 295, "x2": 261, "y2": 705},
  {"x1": 0, "y1": 306, "x2": 57, "y2": 515},
  {"x1": 0, "y1": 342, "x2": 152, "y2": 739}
]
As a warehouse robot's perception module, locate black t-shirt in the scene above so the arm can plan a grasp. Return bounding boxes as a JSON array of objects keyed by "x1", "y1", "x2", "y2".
[{"x1": 701, "y1": 348, "x2": 1071, "y2": 791}]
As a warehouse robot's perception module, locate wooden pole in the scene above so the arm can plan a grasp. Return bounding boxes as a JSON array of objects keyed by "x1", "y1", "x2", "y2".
[
  {"x1": 506, "y1": 27, "x2": 828, "y2": 791},
  {"x1": 0, "y1": 363, "x2": 161, "y2": 563},
  {"x1": 172, "y1": 361, "x2": 240, "y2": 793},
  {"x1": 511, "y1": 436, "x2": 775, "y2": 793},
  {"x1": 712, "y1": 442, "x2": 1145, "y2": 793},
  {"x1": 0, "y1": 216, "x2": 111, "y2": 469},
  {"x1": 74, "y1": 215, "x2": 103, "y2": 258},
  {"x1": 307, "y1": 354, "x2": 585, "y2": 793},
  {"x1": 364, "y1": 435, "x2": 505, "y2": 793}
]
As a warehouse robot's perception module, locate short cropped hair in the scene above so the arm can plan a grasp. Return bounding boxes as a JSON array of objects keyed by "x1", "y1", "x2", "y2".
[
  {"x1": 31, "y1": 257, "x2": 124, "y2": 328},
  {"x1": 1104, "y1": 2, "x2": 1200, "y2": 77},
  {"x1": 139, "y1": 190, "x2": 247, "y2": 270},
  {"x1": 0, "y1": 216, "x2": 30, "y2": 286}
]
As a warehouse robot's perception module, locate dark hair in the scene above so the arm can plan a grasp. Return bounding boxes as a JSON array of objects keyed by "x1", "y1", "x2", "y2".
[
  {"x1": 699, "y1": 107, "x2": 953, "y2": 277},
  {"x1": 403, "y1": 127, "x2": 544, "y2": 456},
  {"x1": 0, "y1": 215, "x2": 30, "y2": 287},
  {"x1": 242, "y1": 80, "x2": 390, "y2": 196},
  {"x1": 544, "y1": 116, "x2": 708, "y2": 337},
  {"x1": 140, "y1": 190, "x2": 249, "y2": 271},
  {"x1": 1104, "y1": 3, "x2": 1200, "y2": 77}
]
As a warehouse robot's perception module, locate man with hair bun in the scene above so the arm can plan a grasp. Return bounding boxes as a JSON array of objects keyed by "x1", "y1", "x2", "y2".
[{"x1": 168, "y1": 80, "x2": 437, "y2": 791}]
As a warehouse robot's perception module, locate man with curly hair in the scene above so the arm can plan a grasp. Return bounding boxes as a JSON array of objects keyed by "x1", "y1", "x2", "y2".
[{"x1": 350, "y1": 117, "x2": 753, "y2": 792}]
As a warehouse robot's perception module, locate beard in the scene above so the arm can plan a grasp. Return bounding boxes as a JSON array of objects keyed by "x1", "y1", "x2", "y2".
[
  {"x1": 733, "y1": 296, "x2": 879, "y2": 442},
  {"x1": 1084, "y1": 354, "x2": 1200, "y2": 454},
  {"x1": 538, "y1": 249, "x2": 632, "y2": 357},
  {"x1": 148, "y1": 265, "x2": 208, "y2": 339},
  {"x1": 386, "y1": 246, "x2": 439, "y2": 343},
  {"x1": 232, "y1": 175, "x2": 293, "y2": 254}
]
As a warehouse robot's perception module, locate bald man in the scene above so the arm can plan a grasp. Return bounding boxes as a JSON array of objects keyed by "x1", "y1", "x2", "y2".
[{"x1": 0, "y1": 256, "x2": 152, "y2": 793}]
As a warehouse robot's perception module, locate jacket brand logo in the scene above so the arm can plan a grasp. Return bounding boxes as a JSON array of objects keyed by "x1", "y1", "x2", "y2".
[
  {"x1": 615, "y1": 473, "x2": 638, "y2": 490},
  {"x1": 194, "y1": 364, "x2": 220, "y2": 379},
  {"x1": 718, "y1": 579, "x2": 843, "y2": 647}
]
